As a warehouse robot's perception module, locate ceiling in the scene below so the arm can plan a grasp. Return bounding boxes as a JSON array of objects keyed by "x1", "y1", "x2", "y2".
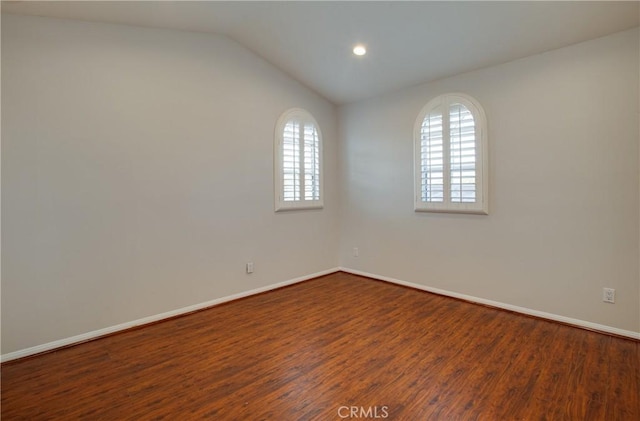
[{"x1": 2, "y1": 1, "x2": 639, "y2": 104}]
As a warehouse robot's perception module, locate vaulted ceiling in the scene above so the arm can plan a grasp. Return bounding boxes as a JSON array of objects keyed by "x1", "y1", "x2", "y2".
[{"x1": 3, "y1": 1, "x2": 639, "y2": 104}]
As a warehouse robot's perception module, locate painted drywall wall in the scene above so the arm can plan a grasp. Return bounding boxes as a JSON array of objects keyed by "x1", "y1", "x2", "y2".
[
  {"x1": 339, "y1": 28, "x2": 640, "y2": 333},
  {"x1": 2, "y1": 13, "x2": 639, "y2": 358},
  {"x1": 1, "y1": 14, "x2": 339, "y2": 354}
]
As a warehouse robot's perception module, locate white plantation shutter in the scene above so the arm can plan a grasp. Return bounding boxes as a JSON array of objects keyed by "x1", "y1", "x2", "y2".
[
  {"x1": 449, "y1": 103, "x2": 476, "y2": 203},
  {"x1": 415, "y1": 94, "x2": 488, "y2": 214},
  {"x1": 283, "y1": 121, "x2": 300, "y2": 201},
  {"x1": 421, "y1": 110, "x2": 444, "y2": 203},
  {"x1": 275, "y1": 109, "x2": 323, "y2": 211},
  {"x1": 303, "y1": 123, "x2": 320, "y2": 201}
]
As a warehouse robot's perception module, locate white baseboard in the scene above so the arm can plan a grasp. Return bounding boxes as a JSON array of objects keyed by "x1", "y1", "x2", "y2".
[
  {"x1": 339, "y1": 267, "x2": 640, "y2": 340},
  {"x1": 1, "y1": 267, "x2": 341, "y2": 363}
]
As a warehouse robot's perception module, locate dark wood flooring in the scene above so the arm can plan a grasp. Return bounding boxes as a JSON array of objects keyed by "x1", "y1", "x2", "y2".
[{"x1": 2, "y1": 272, "x2": 639, "y2": 420}]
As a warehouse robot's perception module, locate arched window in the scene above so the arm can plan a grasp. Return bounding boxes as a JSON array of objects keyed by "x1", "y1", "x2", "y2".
[
  {"x1": 275, "y1": 108, "x2": 323, "y2": 211},
  {"x1": 414, "y1": 93, "x2": 488, "y2": 214}
]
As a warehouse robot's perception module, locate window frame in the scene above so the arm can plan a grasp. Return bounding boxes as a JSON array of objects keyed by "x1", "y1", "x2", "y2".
[
  {"x1": 414, "y1": 93, "x2": 488, "y2": 215},
  {"x1": 274, "y1": 108, "x2": 324, "y2": 212}
]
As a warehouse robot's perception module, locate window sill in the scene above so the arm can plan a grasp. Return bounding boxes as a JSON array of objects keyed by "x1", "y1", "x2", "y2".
[
  {"x1": 414, "y1": 206, "x2": 488, "y2": 215},
  {"x1": 275, "y1": 203, "x2": 324, "y2": 212}
]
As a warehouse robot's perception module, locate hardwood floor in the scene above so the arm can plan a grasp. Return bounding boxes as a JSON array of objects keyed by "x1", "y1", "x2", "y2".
[{"x1": 2, "y1": 272, "x2": 639, "y2": 420}]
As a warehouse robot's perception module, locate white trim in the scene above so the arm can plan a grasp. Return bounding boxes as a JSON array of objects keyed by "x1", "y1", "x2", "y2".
[
  {"x1": 414, "y1": 93, "x2": 489, "y2": 215},
  {"x1": 274, "y1": 107, "x2": 324, "y2": 212},
  {"x1": 339, "y1": 267, "x2": 640, "y2": 340},
  {"x1": 1, "y1": 267, "x2": 341, "y2": 363}
]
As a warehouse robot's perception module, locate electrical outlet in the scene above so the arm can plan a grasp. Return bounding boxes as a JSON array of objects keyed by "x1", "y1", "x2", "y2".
[
  {"x1": 246, "y1": 262, "x2": 254, "y2": 274},
  {"x1": 353, "y1": 247, "x2": 359, "y2": 257},
  {"x1": 602, "y1": 287, "x2": 615, "y2": 303}
]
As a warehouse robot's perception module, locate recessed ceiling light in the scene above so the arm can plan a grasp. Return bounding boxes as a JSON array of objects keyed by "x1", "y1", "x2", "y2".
[{"x1": 353, "y1": 44, "x2": 366, "y2": 56}]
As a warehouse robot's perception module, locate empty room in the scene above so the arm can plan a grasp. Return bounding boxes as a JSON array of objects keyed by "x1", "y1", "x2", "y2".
[{"x1": 1, "y1": 1, "x2": 639, "y2": 420}]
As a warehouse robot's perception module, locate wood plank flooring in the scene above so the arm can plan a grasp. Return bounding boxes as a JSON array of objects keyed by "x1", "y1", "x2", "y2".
[{"x1": 2, "y1": 272, "x2": 639, "y2": 420}]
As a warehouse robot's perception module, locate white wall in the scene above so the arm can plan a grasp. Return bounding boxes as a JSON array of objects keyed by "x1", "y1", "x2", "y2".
[
  {"x1": 2, "y1": 14, "x2": 639, "y2": 357},
  {"x1": 1, "y1": 14, "x2": 339, "y2": 354},
  {"x1": 339, "y1": 28, "x2": 640, "y2": 333}
]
